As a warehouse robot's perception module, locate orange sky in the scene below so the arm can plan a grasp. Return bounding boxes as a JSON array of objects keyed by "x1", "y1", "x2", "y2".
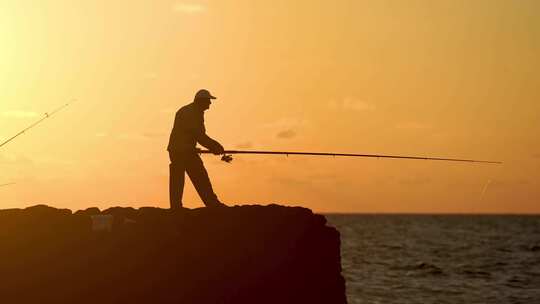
[{"x1": 1, "y1": 0, "x2": 539, "y2": 213}]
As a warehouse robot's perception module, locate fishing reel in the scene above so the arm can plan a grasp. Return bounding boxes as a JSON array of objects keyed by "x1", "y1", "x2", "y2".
[{"x1": 221, "y1": 154, "x2": 234, "y2": 163}]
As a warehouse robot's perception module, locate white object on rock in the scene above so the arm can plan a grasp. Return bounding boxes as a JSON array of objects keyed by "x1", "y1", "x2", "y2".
[{"x1": 91, "y1": 214, "x2": 114, "y2": 232}]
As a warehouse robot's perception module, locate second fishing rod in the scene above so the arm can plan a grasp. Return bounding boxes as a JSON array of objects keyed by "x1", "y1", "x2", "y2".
[{"x1": 0, "y1": 101, "x2": 75, "y2": 149}]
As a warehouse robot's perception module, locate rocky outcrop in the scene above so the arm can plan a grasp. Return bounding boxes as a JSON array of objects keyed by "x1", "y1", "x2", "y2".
[{"x1": 0, "y1": 204, "x2": 346, "y2": 304}]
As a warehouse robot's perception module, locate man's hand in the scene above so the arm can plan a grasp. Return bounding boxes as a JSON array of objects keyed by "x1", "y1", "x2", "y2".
[{"x1": 210, "y1": 141, "x2": 225, "y2": 155}]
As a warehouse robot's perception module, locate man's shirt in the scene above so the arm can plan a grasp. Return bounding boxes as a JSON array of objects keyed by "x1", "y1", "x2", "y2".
[{"x1": 167, "y1": 102, "x2": 205, "y2": 152}]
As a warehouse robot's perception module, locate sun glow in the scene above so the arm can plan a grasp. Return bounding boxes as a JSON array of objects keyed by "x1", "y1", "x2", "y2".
[{"x1": 0, "y1": 0, "x2": 538, "y2": 213}]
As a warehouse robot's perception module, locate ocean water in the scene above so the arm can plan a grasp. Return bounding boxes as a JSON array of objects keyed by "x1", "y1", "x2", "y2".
[{"x1": 326, "y1": 215, "x2": 540, "y2": 304}]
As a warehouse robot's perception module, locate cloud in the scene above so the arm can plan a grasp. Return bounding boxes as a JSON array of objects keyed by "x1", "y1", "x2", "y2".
[
  {"x1": 262, "y1": 117, "x2": 307, "y2": 141},
  {"x1": 276, "y1": 129, "x2": 297, "y2": 139},
  {"x1": 272, "y1": 176, "x2": 312, "y2": 187},
  {"x1": 395, "y1": 122, "x2": 430, "y2": 130},
  {"x1": 398, "y1": 177, "x2": 432, "y2": 185},
  {"x1": 160, "y1": 107, "x2": 177, "y2": 115},
  {"x1": 142, "y1": 132, "x2": 167, "y2": 139},
  {"x1": 235, "y1": 142, "x2": 253, "y2": 149},
  {"x1": 329, "y1": 98, "x2": 375, "y2": 112},
  {"x1": 263, "y1": 117, "x2": 308, "y2": 130},
  {"x1": 488, "y1": 178, "x2": 529, "y2": 188},
  {"x1": 0, "y1": 153, "x2": 35, "y2": 168},
  {"x1": 114, "y1": 132, "x2": 166, "y2": 141},
  {"x1": 0, "y1": 153, "x2": 16, "y2": 165},
  {"x1": 271, "y1": 172, "x2": 337, "y2": 188},
  {"x1": 144, "y1": 73, "x2": 158, "y2": 80},
  {"x1": 1, "y1": 110, "x2": 40, "y2": 118},
  {"x1": 172, "y1": 2, "x2": 205, "y2": 13},
  {"x1": 117, "y1": 133, "x2": 145, "y2": 141}
]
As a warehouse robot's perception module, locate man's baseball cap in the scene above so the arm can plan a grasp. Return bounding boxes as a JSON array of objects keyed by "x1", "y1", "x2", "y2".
[{"x1": 194, "y1": 89, "x2": 217, "y2": 100}]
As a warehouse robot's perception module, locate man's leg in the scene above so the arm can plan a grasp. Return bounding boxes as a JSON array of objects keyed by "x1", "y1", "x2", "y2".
[
  {"x1": 185, "y1": 154, "x2": 223, "y2": 207},
  {"x1": 169, "y1": 152, "x2": 186, "y2": 209}
]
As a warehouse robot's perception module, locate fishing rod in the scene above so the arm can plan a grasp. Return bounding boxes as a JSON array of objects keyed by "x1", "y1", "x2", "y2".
[
  {"x1": 197, "y1": 149, "x2": 502, "y2": 164},
  {"x1": 0, "y1": 101, "x2": 74, "y2": 149}
]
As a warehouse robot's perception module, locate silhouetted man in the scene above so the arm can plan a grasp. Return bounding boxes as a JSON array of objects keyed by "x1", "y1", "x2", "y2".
[{"x1": 167, "y1": 89, "x2": 226, "y2": 209}]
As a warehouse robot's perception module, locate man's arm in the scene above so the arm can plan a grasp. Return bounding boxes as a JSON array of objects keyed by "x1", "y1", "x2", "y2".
[{"x1": 197, "y1": 133, "x2": 224, "y2": 155}]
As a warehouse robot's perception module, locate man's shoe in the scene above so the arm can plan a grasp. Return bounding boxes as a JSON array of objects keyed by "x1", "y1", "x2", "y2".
[
  {"x1": 207, "y1": 202, "x2": 228, "y2": 208},
  {"x1": 170, "y1": 205, "x2": 189, "y2": 212}
]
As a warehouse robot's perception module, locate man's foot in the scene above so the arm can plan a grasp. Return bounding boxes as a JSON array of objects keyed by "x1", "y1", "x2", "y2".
[
  {"x1": 207, "y1": 201, "x2": 228, "y2": 208},
  {"x1": 170, "y1": 205, "x2": 187, "y2": 211}
]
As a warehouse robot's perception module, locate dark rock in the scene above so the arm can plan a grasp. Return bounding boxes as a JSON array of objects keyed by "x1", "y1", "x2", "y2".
[
  {"x1": 0, "y1": 204, "x2": 346, "y2": 304},
  {"x1": 25, "y1": 204, "x2": 72, "y2": 216},
  {"x1": 74, "y1": 207, "x2": 101, "y2": 216}
]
